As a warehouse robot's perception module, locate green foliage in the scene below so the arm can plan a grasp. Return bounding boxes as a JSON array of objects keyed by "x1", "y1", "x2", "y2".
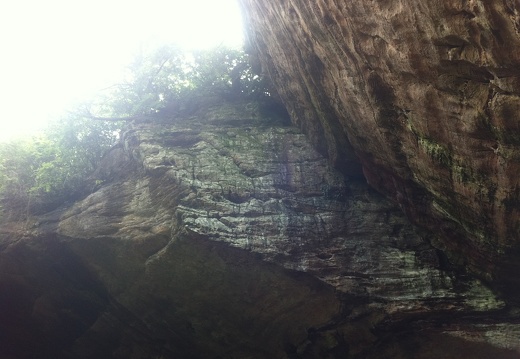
[
  {"x1": 92, "y1": 45, "x2": 270, "y2": 117},
  {"x1": 0, "y1": 139, "x2": 42, "y2": 212},
  {"x1": 0, "y1": 114, "x2": 119, "y2": 215},
  {"x1": 39, "y1": 113, "x2": 119, "y2": 193}
]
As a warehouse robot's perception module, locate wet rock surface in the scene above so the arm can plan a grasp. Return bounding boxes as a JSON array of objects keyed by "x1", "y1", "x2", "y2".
[
  {"x1": 239, "y1": 0, "x2": 520, "y2": 299},
  {"x1": 1, "y1": 97, "x2": 518, "y2": 358}
]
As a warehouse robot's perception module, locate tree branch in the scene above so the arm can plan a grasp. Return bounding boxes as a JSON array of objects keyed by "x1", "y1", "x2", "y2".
[
  {"x1": 83, "y1": 108, "x2": 140, "y2": 122},
  {"x1": 86, "y1": 114, "x2": 139, "y2": 122}
]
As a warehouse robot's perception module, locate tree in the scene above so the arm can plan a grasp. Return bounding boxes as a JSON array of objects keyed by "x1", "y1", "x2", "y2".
[
  {"x1": 0, "y1": 114, "x2": 120, "y2": 216},
  {"x1": 89, "y1": 45, "x2": 270, "y2": 118}
]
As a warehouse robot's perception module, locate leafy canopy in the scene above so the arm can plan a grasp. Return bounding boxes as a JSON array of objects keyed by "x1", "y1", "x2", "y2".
[{"x1": 91, "y1": 45, "x2": 269, "y2": 117}]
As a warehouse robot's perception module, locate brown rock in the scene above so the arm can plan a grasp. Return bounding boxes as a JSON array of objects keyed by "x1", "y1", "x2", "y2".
[{"x1": 239, "y1": 0, "x2": 520, "y2": 300}]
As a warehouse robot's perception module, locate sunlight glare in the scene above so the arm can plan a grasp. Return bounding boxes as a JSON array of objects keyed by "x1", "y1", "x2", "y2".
[{"x1": 0, "y1": 0, "x2": 244, "y2": 141}]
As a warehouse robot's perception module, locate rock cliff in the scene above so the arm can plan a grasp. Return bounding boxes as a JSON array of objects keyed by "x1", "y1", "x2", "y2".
[
  {"x1": 1, "y1": 97, "x2": 519, "y2": 358},
  {"x1": 239, "y1": 0, "x2": 520, "y2": 303}
]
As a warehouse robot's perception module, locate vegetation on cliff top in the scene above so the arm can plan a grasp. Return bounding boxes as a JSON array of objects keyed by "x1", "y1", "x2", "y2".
[{"x1": 0, "y1": 46, "x2": 271, "y2": 217}]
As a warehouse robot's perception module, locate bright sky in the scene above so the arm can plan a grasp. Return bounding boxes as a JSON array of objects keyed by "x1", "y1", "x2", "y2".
[{"x1": 0, "y1": 0, "x2": 244, "y2": 141}]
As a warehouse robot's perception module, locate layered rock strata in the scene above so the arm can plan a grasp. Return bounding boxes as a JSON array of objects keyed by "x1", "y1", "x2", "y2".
[{"x1": 1, "y1": 98, "x2": 518, "y2": 358}]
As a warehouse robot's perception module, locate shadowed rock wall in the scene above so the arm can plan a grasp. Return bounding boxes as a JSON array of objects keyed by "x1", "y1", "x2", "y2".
[
  {"x1": 1, "y1": 97, "x2": 519, "y2": 358},
  {"x1": 239, "y1": 0, "x2": 520, "y2": 300}
]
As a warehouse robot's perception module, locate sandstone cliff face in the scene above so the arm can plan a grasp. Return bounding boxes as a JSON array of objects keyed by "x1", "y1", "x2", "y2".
[
  {"x1": 239, "y1": 0, "x2": 520, "y2": 299},
  {"x1": 1, "y1": 98, "x2": 518, "y2": 358}
]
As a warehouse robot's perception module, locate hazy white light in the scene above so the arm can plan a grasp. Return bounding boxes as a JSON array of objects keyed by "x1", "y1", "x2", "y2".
[{"x1": 0, "y1": 0, "x2": 244, "y2": 141}]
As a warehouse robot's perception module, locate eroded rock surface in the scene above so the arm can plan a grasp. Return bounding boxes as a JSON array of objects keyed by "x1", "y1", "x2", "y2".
[
  {"x1": 1, "y1": 97, "x2": 518, "y2": 358},
  {"x1": 239, "y1": 0, "x2": 520, "y2": 299}
]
